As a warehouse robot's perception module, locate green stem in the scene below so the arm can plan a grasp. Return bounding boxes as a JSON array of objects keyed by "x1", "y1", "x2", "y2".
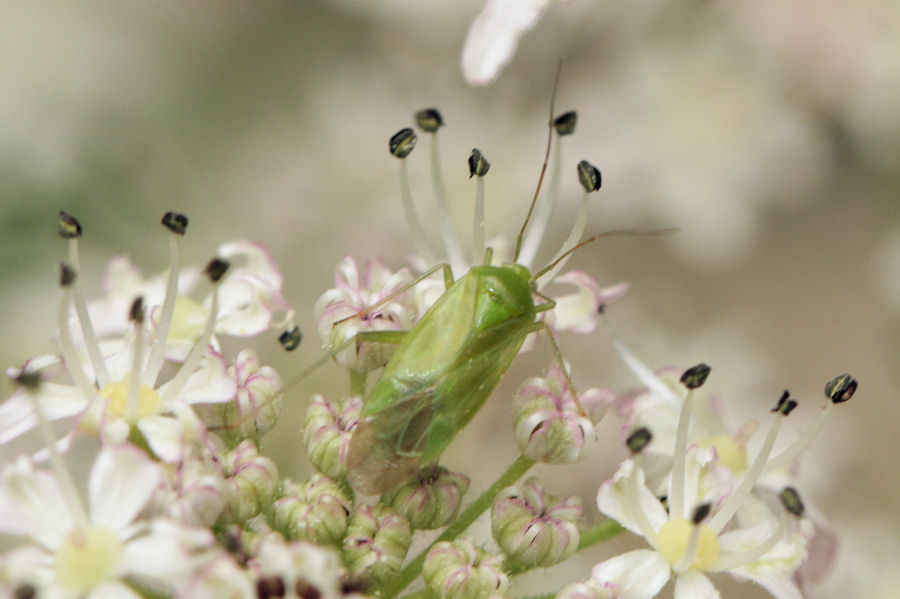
[
  {"x1": 577, "y1": 518, "x2": 625, "y2": 551},
  {"x1": 383, "y1": 455, "x2": 536, "y2": 598}
]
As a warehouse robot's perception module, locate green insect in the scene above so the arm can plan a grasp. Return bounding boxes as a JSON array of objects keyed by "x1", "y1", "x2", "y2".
[{"x1": 345, "y1": 257, "x2": 565, "y2": 494}]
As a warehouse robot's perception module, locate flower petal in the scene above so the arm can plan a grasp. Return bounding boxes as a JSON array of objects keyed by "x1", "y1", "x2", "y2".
[
  {"x1": 597, "y1": 460, "x2": 668, "y2": 537},
  {"x1": 89, "y1": 446, "x2": 161, "y2": 531},
  {"x1": 591, "y1": 549, "x2": 670, "y2": 599},
  {"x1": 674, "y1": 571, "x2": 720, "y2": 599},
  {"x1": 0, "y1": 456, "x2": 74, "y2": 549}
]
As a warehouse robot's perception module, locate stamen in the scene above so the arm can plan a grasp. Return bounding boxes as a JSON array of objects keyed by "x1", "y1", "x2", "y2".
[
  {"x1": 142, "y1": 213, "x2": 188, "y2": 386},
  {"x1": 125, "y1": 297, "x2": 145, "y2": 423},
  {"x1": 762, "y1": 374, "x2": 857, "y2": 473},
  {"x1": 419, "y1": 111, "x2": 467, "y2": 272},
  {"x1": 625, "y1": 453, "x2": 660, "y2": 548},
  {"x1": 538, "y1": 160, "x2": 601, "y2": 286},
  {"x1": 15, "y1": 369, "x2": 88, "y2": 527},
  {"x1": 57, "y1": 265, "x2": 99, "y2": 400},
  {"x1": 279, "y1": 326, "x2": 303, "y2": 351},
  {"x1": 58, "y1": 213, "x2": 110, "y2": 387},
  {"x1": 391, "y1": 128, "x2": 438, "y2": 263},
  {"x1": 469, "y1": 148, "x2": 490, "y2": 258},
  {"x1": 518, "y1": 112, "x2": 575, "y2": 267},
  {"x1": 668, "y1": 383, "x2": 695, "y2": 521},
  {"x1": 709, "y1": 392, "x2": 795, "y2": 533},
  {"x1": 159, "y1": 259, "x2": 228, "y2": 404},
  {"x1": 672, "y1": 504, "x2": 711, "y2": 573}
]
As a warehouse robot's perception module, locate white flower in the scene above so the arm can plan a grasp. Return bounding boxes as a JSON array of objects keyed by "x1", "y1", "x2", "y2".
[
  {"x1": 0, "y1": 445, "x2": 212, "y2": 598},
  {"x1": 461, "y1": 0, "x2": 568, "y2": 86}
]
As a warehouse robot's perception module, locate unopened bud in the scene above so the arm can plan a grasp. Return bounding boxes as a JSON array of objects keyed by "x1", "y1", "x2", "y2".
[
  {"x1": 274, "y1": 475, "x2": 351, "y2": 547},
  {"x1": 577, "y1": 160, "x2": 602, "y2": 192},
  {"x1": 57, "y1": 211, "x2": 82, "y2": 238},
  {"x1": 468, "y1": 148, "x2": 490, "y2": 178},
  {"x1": 415, "y1": 108, "x2": 444, "y2": 133},
  {"x1": 423, "y1": 537, "x2": 507, "y2": 599},
  {"x1": 389, "y1": 128, "x2": 417, "y2": 158},
  {"x1": 384, "y1": 466, "x2": 470, "y2": 530},
  {"x1": 556, "y1": 580, "x2": 604, "y2": 599},
  {"x1": 553, "y1": 111, "x2": 577, "y2": 136},
  {"x1": 161, "y1": 211, "x2": 189, "y2": 235},
  {"x1": 302, "y1": 394, "x2": 362, "y2": 480},
  {"x1": 825, "y1": 373, "x2": 857, "y2": 404},
  {"x1": 343, "y1": 505, "x2": 411, "y2": 586},
  {"x1": 223, "y1": 440, "x2": 280, "y2": 522},
  {"x1": 491, "y1": 478, "x2": 581, "y2": 568},
  {"x1": 680, "y1": 363, "x2": 711, "y2": 389}
]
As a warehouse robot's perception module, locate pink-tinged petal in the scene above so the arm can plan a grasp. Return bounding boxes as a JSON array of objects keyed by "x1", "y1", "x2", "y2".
[
  {"x1": 89, "y1": 446, "x2": 161, "y2": 531},
  {"x1": 160, "y1": 352, "x2": 236, "y2": 406},
  {"x1": 0, "y1": 457, "x2": 74, "y2": 549},
  {"x1": 0, "y1": 383, "x2": 87, "y2": 444},
  {"x1": 591, "y1": 549, "x2": 670, "y2": 599},
  {"x1": 217, "y1": 240, "x2": 283, "y2": 290},
  {"x1": 674, "y1": 571, "x2": 720, "y2": 599},
  {"x1": 89, "y1": 580, "x2": 144, "y2": 599},
  {"x1": 550, "y1": 273, "x2": 628, "y2": 334},
  {"x1": 461, "y1": 0, "x2": 554, "y2": 86},
  {"x1": 597, "y1": 460, "x2": 668, "y2": 536}
]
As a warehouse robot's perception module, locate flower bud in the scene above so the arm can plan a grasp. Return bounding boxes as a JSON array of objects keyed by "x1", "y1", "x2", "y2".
[
  {"x1": 555, "y1": 580, "x2": 604, "y2": 599},
  {"x1": 302, "y1": 394, "x2": 362, "y2": 479},
  {"x1": 343, "y1": 505, "x2": 411, "y2": 586},
  {"x1": 383, "y1": 466, "x2": 470, "y2": 530},
  {"x1": 491, "y1": 478, "x2": 581, "y2": 568},
  {"x1": 423, "y1": 537, "x2": 507, "y2": 599},
  {"x1": 223, "y1": 440, "x2": 280, "y2": 522},
  {"x1": 513, "y1": 368, "x2": 610, "y2": 463},
  {"x1": 273, "y1": 475, "x2": 351, "y2": 547}
]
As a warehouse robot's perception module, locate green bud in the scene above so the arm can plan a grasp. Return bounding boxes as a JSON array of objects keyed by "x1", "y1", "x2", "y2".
[
  {"x1": 343, "y1": 505, "x2": 411, "y2": 586},
  {"x1": 553, "y1": 111, "x2": 577, "y2": 136},
  {"x1": 491, "y1": 478, "x2": 581, "y2": 569},
  {"x1": 423, "y1": 537, "x2": 507, "y2": 599},
  {"x1": 273, "y1": 475, "x2": 351, "y2": 547},
  {"x1": 383, "y1": 466, "x2": 470, "y2": 530},
  {"x1": 576, "y1": 160, "x2": 602, "y2": 192},
  {"x1": 390, "y1": 128, "x2": 417, "y2": 158},
  {"x1": 468, "y1": 148, "x2": 490, "y2": 178},
  {"x1": 223, "y1": 440, "x2": 279, "y2": 522},
  {"x1": 415, "y1": 108, "x2": 444, "y2": 133},
  {"x1": 302, "y1": 394, "x2": 362, "y2": 479}
]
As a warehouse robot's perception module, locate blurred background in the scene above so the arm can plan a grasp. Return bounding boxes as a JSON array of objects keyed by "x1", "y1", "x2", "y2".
[{"x1": 1, "y1": 1, "x2": 898, "y2": 596}]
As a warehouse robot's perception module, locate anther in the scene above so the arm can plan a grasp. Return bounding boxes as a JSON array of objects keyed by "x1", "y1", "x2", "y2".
[
  {"x1": 468, "y1": 148, "x2": 490, "y2": 178},
  {"x1": 415, "y1": 108, "x2": 444, "y2": 133},
  {"x1": 57, "y1": 211, "x2": 82, "y2": 238},
  {"x1": 389, "y1": 128, "x2": 417, "y2": 158},
  {"x1": 553, "y1": 111, "x2": 577, "y2": 136},
  {"x1": 204, "y1": 258, "x2": 230, "y2": 283},
  {"x1": 771, "y1": 391, "x2": 798, "y2": 416},
  {"x1": 279, "y1": 326, "x2": 302, "y2": 351},
  {"x1": 626, "y1": 427, "x2": 653, "y2": 454},
  {"x1": 680, "y1": 363, "x2": 711, "y2": 389},
  {"x1": 256, "y1": 575, "x2": 287, "y2": 599},
  {"x1": 691, "y1": 502, "x2": 713, "y2": 525},
  {"x1": 129, "y1": 296, "x2": 145, "y2": 324},
  {"x1": 161, "y1": 211, "x2": 189, "y2": 235},
  {"x1": 825, "y1": 373, "x2": 857, "y2": 403},
  {"x1": 295, "y1": 578, "x2": 321, "y2": 599},
  {"x1": 576, "y1": 160, "x2": 602, "y2": 193},
  {"x1": 779, "y1": 487, "x2": 805, "y2": 517},
  {"x1": 59, "y1": 263, "x2": 77, "y2": 287},
  {"x1": 12, "y1": 368, "x2": 41, "y2": 391}
]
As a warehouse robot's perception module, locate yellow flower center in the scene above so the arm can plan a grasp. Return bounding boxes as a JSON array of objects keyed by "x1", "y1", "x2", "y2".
[
  {"x1": 55, "y1": 526, "x2": 123, "y2": 593},
  {"x1": 658, "y1": 518, "x2": 719, "y2": 571},
  {"x1": 99, "y1": 376, "x2": 162, "y2": 422},
  {"x1": 699, "y1": 434, "x2": 747, "y2": 473}
]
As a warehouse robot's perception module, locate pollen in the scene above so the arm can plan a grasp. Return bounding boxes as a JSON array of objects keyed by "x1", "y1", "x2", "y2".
[
  {"x1": 55, "y1": 526, "x2": 123, "y2": 593},
  {"x1": 699, "y1": 435, "x2": 747, "y2": 473},
  {"x1": 657, "y1": 518, "x2": 719, "y2": 571},
  {"x1": 99, "y1": 376, "x2": 162, "y2": 421}
]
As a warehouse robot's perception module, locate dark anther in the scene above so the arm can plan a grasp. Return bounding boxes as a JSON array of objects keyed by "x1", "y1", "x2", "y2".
[
  {"x1": 626, "y1": 427, "x2": 653, "y2": 454},
  {"x1": 295, "y1": 578, "x2": 322, "y2": 599},
  {"x1": 279, "y1": 327, "x2": 302, "y2": 351},
  {"x1": 415, "y1": 108, "x2": 444, "y2": 133},
  {"x1": 780, "y1": 486, "x2": 805, "y2": 517},
  {"x1": 825, "y1": 374, "x2": 857, "y2": 404},
  {"x1": 680, "y1": 363, "x2": 711, "y2": 389},
  {"x1": 691, "y1": 502, "x2": 713, "y2": 525},
  {"x1": 59, "y1": 263, "x2": 77, "y2": 287},
  {"x1": 161, "y1": 212, "x2": 189, "y2": 235},
  {"x1": 468, "y1": 148, "x2": 490, "y2": 178},
  {"x1": 13, "y1": 369, "x2": 41, "y2": 391},
  {"x1": 57, "y1": 211, "x2": 83, "y2": 238},
  {"x1": 553, "y1": 111, "x2": 578, "y2": 136},
  {"x1": 129, "y1": 296, "x2": 145, "y2": 324},
  {"x1": 577, "y1": 160, "x2": 602, "y2": 192},
  {"x1": 14, "y1": 584, "x2": 36, "y2": 599},
  {"x1": 256, "y1": 575, "x2": 287, "y2": 599},
  {"x1": 389, "y1": 128, "x2": 417, "y2": 158},
  {"x1": 772, "y1": 390, "x2": 798, "y2": 416},
  {"x1": 204, "y1": 258, "x2": 230, "y2": 283}
]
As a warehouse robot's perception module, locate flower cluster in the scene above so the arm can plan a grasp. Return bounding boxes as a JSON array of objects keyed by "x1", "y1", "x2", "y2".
[{"x1": 0, "y1": 108, "x2": 858, "y2": 599}]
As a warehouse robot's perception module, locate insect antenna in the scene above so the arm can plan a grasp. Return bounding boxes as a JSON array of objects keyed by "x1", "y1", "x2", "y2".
[{"x1": 513, "y1": 60, "x2": 563, "y2": 265}]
